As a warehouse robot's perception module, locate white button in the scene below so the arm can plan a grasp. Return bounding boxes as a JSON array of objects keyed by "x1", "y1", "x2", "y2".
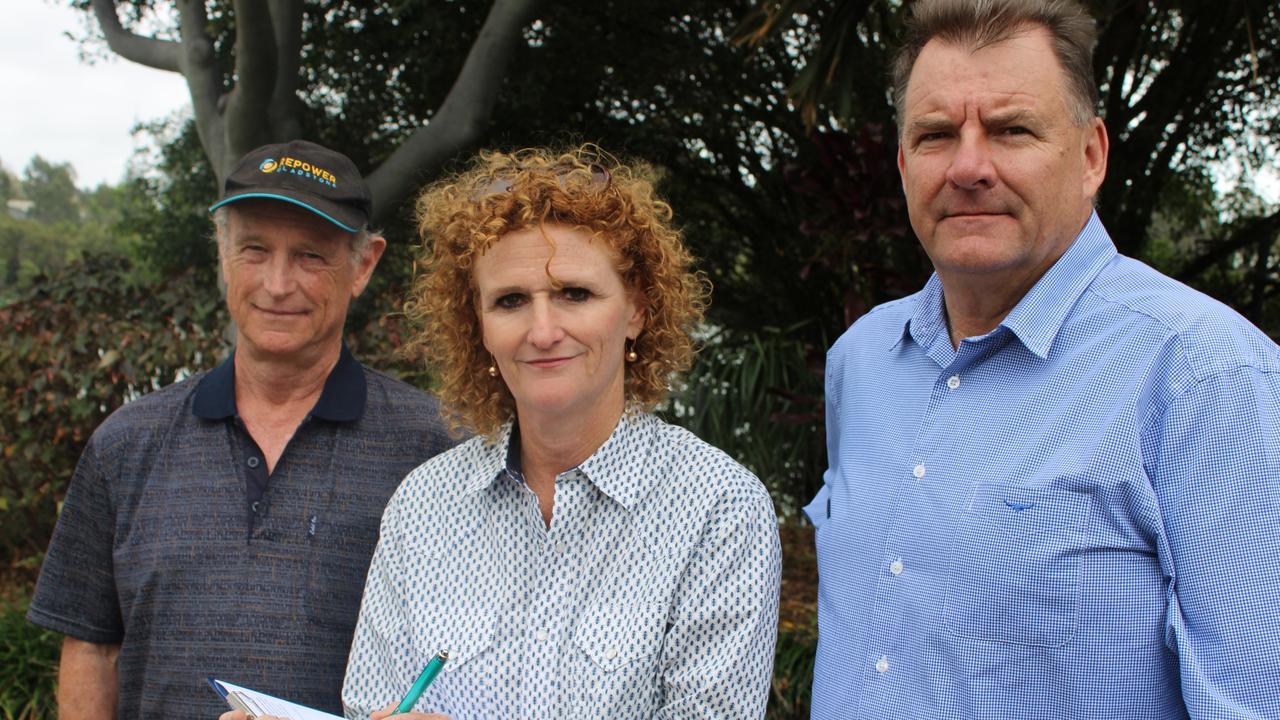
[
  {"x1": 554, "y1": 541, "x2": 567, "y2": 553},
  {"x1": 889, "y1": 559, "x2": 903, "y2": 575},
  {"x1": 875, "y1": 656, "x2": 889, "y2": 673},
  {"x1": 947, "y1": 375, "x2": 961, "y2": 390},
  {"x1": 534, "y1": 629, "x2": 548, "y2": 641},
  {"x1": 604, "y1": 647, "x2": 619, "y2": 660},
  {"x1": 913, "y1": 464, "x2": 926, "y2": 479}
]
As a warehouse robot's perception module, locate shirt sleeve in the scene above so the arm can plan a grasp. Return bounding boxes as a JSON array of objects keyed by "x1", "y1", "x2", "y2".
[
  {"x1": 656, "y1": 485, "x2": 781, "y2": 719},
  {"x1": 342, "y1": 492, "x2": 418, "y2": 719},
  {"x1": 1143, "y1": 365, "x2": 1280, "y2": 717},
  {"x1": 26, "y1": 432, "x2": 124, "y2": 644},
  {"x1": 804, "y1": 348, "x2": 844, "y2": 527}
]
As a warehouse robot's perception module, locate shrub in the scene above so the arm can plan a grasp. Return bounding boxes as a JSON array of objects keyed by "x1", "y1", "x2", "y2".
[
  {"x1": 0, "y1": 253, "x2": 226, "y2": 575},
  {"x1": 667, "y1": 323, "x2": 827, "y2": 516},
  {"x1": 0, "y1": 597, "x2": 58, "y2": 720},
  {"x1": 768, "y1": 627, "x2": 817, "y2": 719}
]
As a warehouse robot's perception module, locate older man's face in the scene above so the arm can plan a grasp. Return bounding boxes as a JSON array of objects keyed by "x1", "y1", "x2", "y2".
[
  {"x1": 897, "y1": 26, "x2": 1107, "y2": 288},
  {"x1": 220, "y1": 200, "x2": 382, "y2": 363}
]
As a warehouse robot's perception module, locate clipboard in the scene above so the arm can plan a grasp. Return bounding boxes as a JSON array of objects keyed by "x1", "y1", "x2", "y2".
[{"x1": 207, "y1": 677, "x2": 344, "y2": 720}]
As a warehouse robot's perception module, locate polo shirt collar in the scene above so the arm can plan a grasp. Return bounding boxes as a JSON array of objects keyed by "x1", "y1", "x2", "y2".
[
  {"x1": 192, "y1": 343, "x2": 366, "y2": 422},
  {"x1": 900, "y1": 211, "x2": 1116, "y2": 359},
  {"x1": 464, "y1": 411, "x2": 662, "y2": 511}
]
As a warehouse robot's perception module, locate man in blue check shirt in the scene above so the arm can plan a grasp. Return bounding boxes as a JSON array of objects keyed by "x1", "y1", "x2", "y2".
[{"x1": 808, "y1": 1, "x2": 1280, "y2": 717}]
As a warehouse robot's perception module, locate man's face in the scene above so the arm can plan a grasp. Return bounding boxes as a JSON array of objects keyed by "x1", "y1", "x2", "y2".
[
  {"x1": 220, "y1": 200, "x2": 384, "y2": 362},
  {"x1": 897, "y1": 26, "x2": 1107, "y2": 287}
]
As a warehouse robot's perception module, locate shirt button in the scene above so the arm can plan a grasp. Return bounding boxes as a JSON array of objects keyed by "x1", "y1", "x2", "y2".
[
  {"x1": 889, "y1": 559, "x2": 904, "y2": 576},
  {"x1": 554, "y1": 541, "x2": 567, "y2": 554},
  {"x1": 912, "y1": 464, "x2": 926, "y2": 479},
  {"x1": 947, "y1": 375, "x2": 961, "y2": 390},
  {"x1": 604, "y1": 647, "x2": 619, "y2": 660},
  {"x1": 247, "y1": 456, "x2": 260, "y2": 469},
  {"x1": 875, "y1": 656, "x2": 889, "y2": 673},
  {"x1": 251, "y1": 501, "x2": 261, "y2": 513},
  {"x1": 534, "y1": 629, "x2": 549, "y2": 641}
]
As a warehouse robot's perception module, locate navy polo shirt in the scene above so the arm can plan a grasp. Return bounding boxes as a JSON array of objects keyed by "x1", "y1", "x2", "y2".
[
  {"x1": 193, "y1": 344, "x2": 368, "y2": 512},
  {"x1": 29, "y1": 347, "x2": 455, "y2": 718}
]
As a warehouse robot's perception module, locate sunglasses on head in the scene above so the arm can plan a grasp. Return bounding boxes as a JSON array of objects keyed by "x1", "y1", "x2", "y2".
[{"x1": 473, "y1": 162, "x2": 611, "y2": 200}]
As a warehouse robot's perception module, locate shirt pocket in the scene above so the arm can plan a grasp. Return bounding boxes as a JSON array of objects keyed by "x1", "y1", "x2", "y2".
[
  {"x1": 304, "y1": 512, "x2": 382, "y2": 632},
  {"x1": 568, "y1": 601, "x2": 667, "y2": 717},
  {"x1": 943, "y1": 483, "x2": 1091, "y2": 647},
  {"x1": 401, "y1": 603, "x2": 499, "y2": 715}
]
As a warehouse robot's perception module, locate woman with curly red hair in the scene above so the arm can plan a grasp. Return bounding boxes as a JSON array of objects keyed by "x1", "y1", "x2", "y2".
[{"x1": 342, "y1": 145, "x2": 781, "y2": 719}]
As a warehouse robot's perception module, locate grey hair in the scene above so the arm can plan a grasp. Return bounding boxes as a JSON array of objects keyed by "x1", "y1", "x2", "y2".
[
  {"x1": 891, "y1": 0, "x2": 1100, "y2": 130},
  {"x1": 211, "y1": 205, "x2": 374, "y2": 265}
]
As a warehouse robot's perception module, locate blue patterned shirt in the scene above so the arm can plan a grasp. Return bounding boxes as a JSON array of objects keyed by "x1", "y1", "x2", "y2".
[
  {"x1": 808, "y1": 213, "x2": 1280, "y2": 719},
  {"x1": 342, "y1": 411, "x2": 781, "y2": 719}
]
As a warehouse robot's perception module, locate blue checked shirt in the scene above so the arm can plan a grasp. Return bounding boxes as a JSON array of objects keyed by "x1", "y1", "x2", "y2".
[
  {"x1": 808, "y1": 213, "x2": 1280, "y2": 719},
  {"x1": 342, "y1": 411, "x2": 781, "y2": 719}
]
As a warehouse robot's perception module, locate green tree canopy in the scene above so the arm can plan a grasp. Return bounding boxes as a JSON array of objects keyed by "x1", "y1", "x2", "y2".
[{"x1": 22, "y1": 157, "x2": 79, "y2": 226}]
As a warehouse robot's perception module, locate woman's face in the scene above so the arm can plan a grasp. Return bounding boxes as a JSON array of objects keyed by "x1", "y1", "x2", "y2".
[{"x1": 473, "y1": 224, "x2": 644, "y2": 426}]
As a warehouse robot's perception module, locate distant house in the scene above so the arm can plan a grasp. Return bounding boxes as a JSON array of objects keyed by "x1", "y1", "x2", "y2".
[{"x1": 6, "y1": 199, "x2": 34, "y2": 221}]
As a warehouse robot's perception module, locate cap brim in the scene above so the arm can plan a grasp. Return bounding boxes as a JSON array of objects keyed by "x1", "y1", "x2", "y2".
[{"x1": 208, "y1": 192, "x2": 362, "y2": 233}]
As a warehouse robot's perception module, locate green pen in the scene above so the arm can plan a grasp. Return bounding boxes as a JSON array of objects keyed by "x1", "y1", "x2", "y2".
[{"x1": 396, "y1": 649, "x2": 450, "y2": 714}]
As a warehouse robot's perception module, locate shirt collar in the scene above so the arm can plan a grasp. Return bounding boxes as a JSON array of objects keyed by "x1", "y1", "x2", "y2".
[
  {"x1": 901, "y1": 274, "x2": 948, "y2": 352},
  {"x1": 192, "y1": 343, "x2": 366, "y2": 422},
  {"x1": 900, "y1": 211, "x2": 1116, "y2": 359},
  {"x1": 998, "y1": 211, "x2": 1116, "y2": 358},
  {"x1": 466, "y1": 423, "x2": 516, "y2": 496},
  {"x1": 463, "y1": 411, "x2": 662, "y2": 511}
]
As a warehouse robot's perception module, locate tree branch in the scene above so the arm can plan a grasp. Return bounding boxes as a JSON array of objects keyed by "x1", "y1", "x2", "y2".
[
  {"x1": 366, "y1": 0, "x2": 542, "y2": 224},
  {"x1": 267, "y1": 0, "x2": 304, "y2": 140},
  {"x1": 90, "y1": 0, "x2": 181, "y2": 72},
  {"x1": 1177, "y1": 209, "x2": 1280, "y2": 282},
  {"x1": 175, "y1": 0, "x2": 228, "y2": 181},
  {"x1": 224, "y1": 0, "x2": 278, "y2": 158}
]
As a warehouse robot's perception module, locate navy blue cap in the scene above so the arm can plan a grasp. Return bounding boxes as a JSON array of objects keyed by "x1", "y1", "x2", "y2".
[{"x1": 209, "y1": 140, "x2": 372, "y2": 232}]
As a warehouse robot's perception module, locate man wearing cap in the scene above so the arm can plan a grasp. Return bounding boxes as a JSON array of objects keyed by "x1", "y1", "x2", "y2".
[
  {"x1": 27, "y1": 140, "x2": 455, "y2": 718},
  {"x1": 809, "y1": 0, "x2": 1280, "y2": 717}
]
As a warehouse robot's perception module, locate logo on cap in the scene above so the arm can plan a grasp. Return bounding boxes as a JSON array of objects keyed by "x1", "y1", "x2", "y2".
[{"x1": 257, "y1": 156, "x2": 339, "y2": 188}]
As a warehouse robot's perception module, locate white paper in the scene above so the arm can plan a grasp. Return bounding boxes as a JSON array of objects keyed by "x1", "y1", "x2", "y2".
[{"x1": 213, "y1": 679, "x2": 345, "y2": 720}]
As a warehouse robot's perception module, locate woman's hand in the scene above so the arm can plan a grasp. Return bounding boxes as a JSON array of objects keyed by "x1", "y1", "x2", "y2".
[
  {"x1": 370, "y1": 701, "x2": 450, "y2": 719},
  {"x1": 217, "y1": 713, "x2": 287, "y2": 720}
]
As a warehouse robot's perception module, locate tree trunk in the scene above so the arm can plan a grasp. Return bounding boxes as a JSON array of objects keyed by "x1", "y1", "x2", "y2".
[{"x1": 90, "y1": 0, "x2": 543, "y2": 220}]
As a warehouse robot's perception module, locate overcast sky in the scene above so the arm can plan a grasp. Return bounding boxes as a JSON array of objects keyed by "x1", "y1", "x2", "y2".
[{"x1": 1, "y1": 2, "x2": 189, "y2": 188}]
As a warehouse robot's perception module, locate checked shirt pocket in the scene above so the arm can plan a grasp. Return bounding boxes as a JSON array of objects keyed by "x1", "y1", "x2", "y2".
[{"x1": 943, "y1": 483, "x2": 1092, "y2": 647}]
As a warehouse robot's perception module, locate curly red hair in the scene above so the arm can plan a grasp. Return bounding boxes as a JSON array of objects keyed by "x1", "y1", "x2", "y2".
[{"x1": 404, "y1": 145, "x2": 710, "y2": 437}]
